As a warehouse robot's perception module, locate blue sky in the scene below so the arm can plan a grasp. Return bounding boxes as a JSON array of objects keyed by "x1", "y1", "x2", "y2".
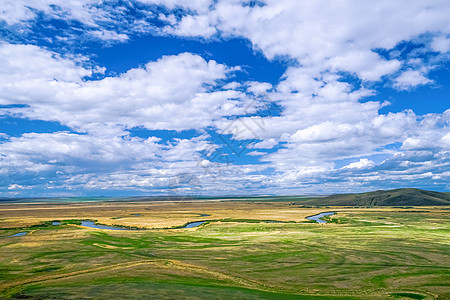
[{"x1": 0, "y1": 0, "x2": 449, "y2": 197}]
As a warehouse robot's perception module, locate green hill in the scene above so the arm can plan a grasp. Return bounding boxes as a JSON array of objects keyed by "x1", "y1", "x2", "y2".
[{"x1": 299, "y1": 188, "x2": 450, "y2": 206}]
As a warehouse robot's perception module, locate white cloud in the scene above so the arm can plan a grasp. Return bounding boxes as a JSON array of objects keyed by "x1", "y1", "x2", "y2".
[
  {"x1": 251, "y1": 138, "x2": 278, "y2": 149},
  {"x1": 394, "y1": 70, "x2": 433, "y2": 90},
  {"x1": 0, "y1": 43, "x2": 93, "y2": 88},
  {"x1": 0, "y1": 131, "x2": 223, "y2": 191},
  {"x1": 0, "y1": 43, "x2": 251, "y2": 132},
  {"x1": 431, "y1": 35, "x2": 450, "y2": 53},
  {"x1": 203, "y1": 0, "x2": 450, "y2": 80},
  {"x1": 0, "y1": 0, "x2": 105, "y2": 26},
  {"x1": 0, "y1": 129, "x2": 279, "y2": 195},
  {"x1": 89, "y1": 30, "x2": 129, "y2": 41},
  {"x1": 247, "y1": 151, "x2": 265, "y2": 156},
  {"x1": 441, "y1": 132, "x2": 450, "y2": 147},
  {"x1": 165, "y1": 14, "x2": 217, "y2": 37},
  {"x1": 328, "y1": 51, "x2": 401, "y2": 81},
  {"x1": 1, "y1": 1, "x2": 450, "y2": 195},
  {"x1": 137, "y1": 0, "x2": 213, "y2": 13},
  {"x1": 342, "y1": 158, "x2": 375, "y2": 169},
  {"x1": 4, "y1": 1, "x2": 450, "y2": 84},
  {"x1": 8, "y1": 184, "x2": 29, "y2": 190},
  {"x1": 291, "y1": 122, "x2": 358, "y2": 143}
]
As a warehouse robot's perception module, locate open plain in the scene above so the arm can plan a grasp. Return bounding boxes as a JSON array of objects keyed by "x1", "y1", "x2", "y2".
[{"x1": 0, "y1": 199, "x2": 449, "y2": 299}]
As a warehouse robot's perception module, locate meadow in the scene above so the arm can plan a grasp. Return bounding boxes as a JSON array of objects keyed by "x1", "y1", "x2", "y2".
[{"x1": 0, "y1": 200, "x2": 448, "y2": 299}]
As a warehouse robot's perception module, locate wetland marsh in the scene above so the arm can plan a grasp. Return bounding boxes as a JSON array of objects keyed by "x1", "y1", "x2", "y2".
[{"x1": 0, "y1": 199, "x2": 448, "y2": 299}]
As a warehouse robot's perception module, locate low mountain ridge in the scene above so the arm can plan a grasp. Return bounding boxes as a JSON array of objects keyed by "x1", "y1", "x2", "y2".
[{"x1": 301, "y1": 188, "x2": 450, "y2": 206}]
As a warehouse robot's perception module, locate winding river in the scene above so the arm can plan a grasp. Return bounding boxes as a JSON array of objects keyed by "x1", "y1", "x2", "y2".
[
  {"x1": 79, "y1": 220, "x2": 206, "y2": 230},
  {"x1": 81, "y1": 221, "x2": 129, "y2": 230},
  {"x1": 306, "y1": 212, "x2": 335, "y2": 223},
  {"x1": 4, "y1": 213, "x2": 332, "y2": 237},
  {"x1": 4, "y1": 232, "x2": 28, "y2": 237},
  {"x1": 183, "y1": 221, "x2": 205, "y2": 228}
]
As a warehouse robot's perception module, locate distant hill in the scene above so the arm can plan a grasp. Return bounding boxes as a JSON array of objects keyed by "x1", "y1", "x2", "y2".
[{"x1": 298, "y1": 188, "x2": 450, "y2": 206}]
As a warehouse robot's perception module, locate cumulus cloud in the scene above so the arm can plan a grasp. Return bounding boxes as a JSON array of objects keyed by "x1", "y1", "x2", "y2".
[
  {"x1": 0, "y1": 130, "x2": 228, "y2": 192},
  {"x1": 89, "y1": 30, "x2": 129, "y2": 41},
  {"x1": 251, "y1": 138, "x2": 278, "y2": 149},
  {"x1": 247, "y1": 151, "x2": 265, "y2": 156},
  {"x1": 8, "y1": 184, "x2": 30, "y2": 190},
  {"x1": 1, "y1": 0, "x2": 450, "y2": 195},
  {"x1": 164, "y1": 14, "x2": 217, "y2": 37},
  {"x1": 431, "y1": 35, "x2": 450, "y2": 53},
  {"x1": 0, "y1": 42, "x2": 274, "y2": 195},
  {"x1": 137, "y1": 0, "x2": 213, "y2": 13},
  {"x1": 0, "y1": 43, "x2": 250, "y2": 132},
  {"x1": 394, "y1": 70, "x2": 433, "y2": 90},
  {"x1": 0, "y1": 0, "x2": 106, "y2": 27},
  {"x1": 342, "y1": 159, "x2": 375, "y2": 170},
  {"x1": 328, "y1": 51, "x2": 401, "y2": 81}
]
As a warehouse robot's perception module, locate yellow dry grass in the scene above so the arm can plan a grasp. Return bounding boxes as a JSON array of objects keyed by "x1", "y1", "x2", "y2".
[{"x1": 1, "y1": 200, "x2": 447, "y2": 229}]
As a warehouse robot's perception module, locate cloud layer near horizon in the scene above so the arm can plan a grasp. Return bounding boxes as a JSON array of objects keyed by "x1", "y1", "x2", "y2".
[{"x1": 0, "y1": 0, "x2": 449, "y2": 196}]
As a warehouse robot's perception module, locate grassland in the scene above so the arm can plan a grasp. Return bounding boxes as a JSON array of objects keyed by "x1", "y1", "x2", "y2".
[
  {"x1": 0, "y1": 200, "x2": 449, "y2": 299},
  {"x1": 296, "y1": 189, "x2": 450, "y2": 206}
]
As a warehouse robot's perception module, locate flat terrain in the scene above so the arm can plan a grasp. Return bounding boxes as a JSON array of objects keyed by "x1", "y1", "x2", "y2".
[{"x1": 0, "y1": 200, "x2": 449, "y2": 299}]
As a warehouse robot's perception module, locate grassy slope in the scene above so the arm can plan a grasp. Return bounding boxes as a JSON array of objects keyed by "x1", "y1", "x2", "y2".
[
  {"x1": 1, "y1": 208, "x2": 449, "y2": 299},
  {"x1": 293, "y1": 188, "x2": 450, "y2": 206}
]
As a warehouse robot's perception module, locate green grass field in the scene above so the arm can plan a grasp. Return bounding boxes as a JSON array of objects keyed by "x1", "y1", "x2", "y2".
[{"x1": 0, "y1": 204, "x2": 449, "y2": 299}]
